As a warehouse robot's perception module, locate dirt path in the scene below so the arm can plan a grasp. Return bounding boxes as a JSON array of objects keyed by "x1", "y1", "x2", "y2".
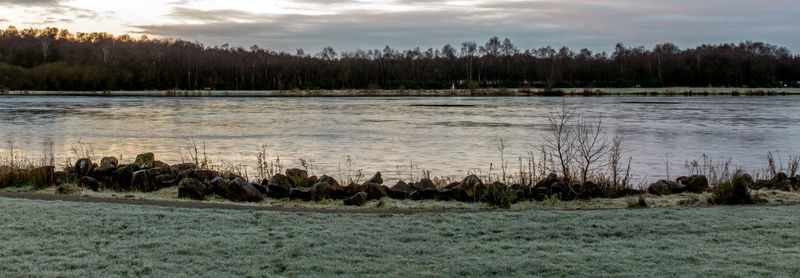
[{"x1": 0, "y1": 191, "x2": 487, "y2": 214}]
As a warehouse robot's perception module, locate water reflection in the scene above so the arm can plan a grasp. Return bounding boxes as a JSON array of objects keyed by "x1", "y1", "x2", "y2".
[{"x1": 1, "y1": 96, "x2": 798, "y2": 183}]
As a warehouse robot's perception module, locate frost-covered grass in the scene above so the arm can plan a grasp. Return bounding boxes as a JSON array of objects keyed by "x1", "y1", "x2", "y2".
[{"x1": 2, "y1": 197, "x2": 800, "y2": 277}]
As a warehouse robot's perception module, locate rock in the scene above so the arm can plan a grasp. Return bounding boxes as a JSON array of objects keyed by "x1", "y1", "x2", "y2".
[
  {"x1": 343, "y1": 192, "x2": 368, "y2": 206},
  {"x1": 226, "y1": 177, "x2": 264, "y2": 202},
  {"x1": 153, "y1": 160, "x2": 167, "y2": 168},
  {"x1": 410, "y1": 178, "x2": 435, "y2": 192},
  {"x1": 267, "y1": 173, "x2": 292, "y2": 198},
  {"x1": 509, "y1": 184, "x2": 530, "y2": 201},
  {"x1": 346, "y1": 182, "x2": 386, "y2": 200},
  {"x1": 365, "y1": 172, "x2": 383, "y2": 185},
  {"x1": 113, "y1": 164, "x2": 138, "y2": 190},
  {"x1": 771, "y1": 173, "x2": 793, "y2": 191},
  {"x1": 178, "y1": 178, "x2": 206, "y2": 200},
  {"x1": 311, "y1": 182, "x2": 333, "y2": 201},
  {"x1": 74, "y1": 158, "x2": 93, "y2": 177},
  {"x1": 194, "y1": 169, "x2": 220, "y2": 182},
  {"x1": 677, "y1": 175, "x2": 709, "y2": 193},
  {"x1": 252, "y1": 183, "x2": 268, "y2": 195},
  {"x1": 532, "y1": 173, "x2": 573, "y2": 200},
  {"x1": 79, "y1": 176, "x2": 100, "y2": 191},
  {"x1": 285, "y1": 168, "x2": 308, "y2": 188},
  {"x1": 289, "y1": 187, "x2": 314, "y2": 200},
  {"x1": 134, "y1": 153, "x2": 155, "y2": 169},
  {"x1": 453, "y1": 175, "x2": 486, "y2": 202},
  {"x1": 207, "y1": 176, "x2": 229, "y2": 196},
  {"x1": 647, "y1": 179, "x2": 686, "y2": 195},
  {"x1": 307, "y1": 175, "x2": 319, "y2": 187},
  {"x1": 386, "y1": 180, "x2": 414, "y2": 199},
  {"x1": 153, "y1": 173, "x2": 177, "y2": 188},
  {"x1": 410, "y1": 187, "x2": 454, "y2": 200},
  {"x1": 100, "y1": 157, "x2": 118, "y2": 168},
  {"x1": 53, "y1": 171, "x2": 71, "y2": 185},
  {"x1": 170, "y1": 163, "x2": 196, "y2": 173},
  {"x1": 318, "y1": 175, "x2": 342, "y2": 188},
  {"x1": 131, "y1": 170, "x2": 152, "y2": 192}
]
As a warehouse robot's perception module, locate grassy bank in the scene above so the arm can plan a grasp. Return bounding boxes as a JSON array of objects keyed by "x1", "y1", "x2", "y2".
[{"x1": 2, "y1": 197, "x2": 799, "y2": 277}]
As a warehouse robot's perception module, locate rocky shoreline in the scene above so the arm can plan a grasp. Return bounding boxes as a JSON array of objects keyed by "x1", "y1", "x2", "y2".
[{"x1": 3, "y1": 152, "x2": 799, "y2": 208}]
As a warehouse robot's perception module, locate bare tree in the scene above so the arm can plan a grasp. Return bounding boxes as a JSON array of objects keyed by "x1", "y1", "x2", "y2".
[
  {"x1": 545, "y1": 102, "x2": 576, "y2": 180},
  {"x1": 575, "y1": 115, "x2": 609, "y2": 184}
]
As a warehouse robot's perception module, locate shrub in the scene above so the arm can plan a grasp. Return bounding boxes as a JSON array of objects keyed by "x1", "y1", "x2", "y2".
[
  {"x1": 484, "y1": 184, "x2": 514, "y2": 209},
  {"x1": 711, "y1": 170, "x2": 754, "y2": 205}
]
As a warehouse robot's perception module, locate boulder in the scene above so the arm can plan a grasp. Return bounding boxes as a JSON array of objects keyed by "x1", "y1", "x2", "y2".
[
  {"x1": 285, "y1": 168, "x2": 309, "y2": 188},
  {"x1": 226, "y1": 177, "x2": 264, "y2": 202},
  {"x1": 532, "y1": 173, "x2": 573, "y2": 200},
  {"x1": 79, "y1": 176, "x2": 100, "y2": 191},
  {"x1": 134, "y1": 153, "x2": 155, "y2": 169},
  {"x1": 452, "y1": 175, "x2": 486, "y2": 202},
  {"x1": 307, "y1": 175, "x2": 319, "y2": 187},
  {"x1": 318, "y1": 175, "x2": 342, "y2": 189},
  {"x1": 178, "y1": 178, "x2": 206, "y2": 200},
  {"x1": 267, "y1": 173, "x2": 292, "y2": 198},
  {"x1": 311, "y1": 182, "x2": 333, "y2": 201},
  {"x1": 386, "y1": 180, "x2": 414, "y2": 199},
  {"x1": 207, "y1": 176, "x2": 229, "y2": 196},
  {"x1": 410, "y1": 178, "x2": 435, "y2": 192},
  {"x1": 194, "y1": 169, "x2": 220, "y2": 182},
  {"x1": 509, "y1": 184, "x2": 531, "y2": 201},
  {"x1": 170, "y1": 163, "x2": 196, "y2": 173},
  {"x1": 100, "y1": 157, "x2": 118, "y2": 168},
  {"x1": 74, "y1": 158, "x2": 93, "y2": 177},
  {"x1": 343, "y1": 192, "x2": 368, "y2": 206},
  {"x1": 365, "y1": 172, "x2": 383, "y2": 185},
  {"x1": 113, "y1": 164, "x2": 138, "y2": 190},
  {"x1": 677, "y1": 175, "x2": 709, "y2": 193},
  {"x1": 647, "y1": 180, "x2": 686, "y2": 195},
  {"x1": 410, "y1": 187, "x2": 454, "y2": 200},
  {"x1": 153, "y1": 173, "x2": 178, "y2": 188},
  {"x1": 346, "y1": 182, "x2": 386, "y2": 200},
  {"x1": 289, "y1": 187, "x2": 314, "y2": 200},
  {"x1": 131, "y1": 170, "x2": 153, "y2": 192},
  {"x1": 251, "y1": 183, "x2": 268, "y2": 195}
]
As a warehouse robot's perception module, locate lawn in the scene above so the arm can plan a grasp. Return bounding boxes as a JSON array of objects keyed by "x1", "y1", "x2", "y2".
[{"x1": 1, "y1": 196, "x2": 799, "y2": 277}]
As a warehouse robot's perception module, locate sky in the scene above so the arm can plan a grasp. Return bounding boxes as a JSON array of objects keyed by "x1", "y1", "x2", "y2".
[{"x1": 1, "y1": 0, "x2": 798, "y2": 54}]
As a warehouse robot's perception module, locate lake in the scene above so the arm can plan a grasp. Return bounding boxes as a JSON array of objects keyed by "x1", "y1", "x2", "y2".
[{"x1": 1, "y1": 95, "x2": 798, "y2": 184}]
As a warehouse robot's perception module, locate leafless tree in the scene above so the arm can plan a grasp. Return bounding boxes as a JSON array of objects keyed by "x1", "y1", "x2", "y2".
[{"x1": 575, "y1": 115, "x2": 610, "y2": 184}]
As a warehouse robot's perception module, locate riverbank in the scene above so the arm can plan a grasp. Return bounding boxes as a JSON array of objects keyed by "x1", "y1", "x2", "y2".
[
  {"x1": 4, "y1": 87, "x2": 800, "y2": 97},
  {"x1": 2, "y1": 196, "x2": 799, "y2": 276}
]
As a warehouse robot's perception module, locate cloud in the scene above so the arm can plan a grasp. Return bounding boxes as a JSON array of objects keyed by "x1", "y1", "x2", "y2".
[
  {"x1": 167, "y1": 7, "x2": 261, "y2": 23},
  {"x1": 110, "y1": 0, "x2": 800, "y2": 53},
  {"x1": 0, "y1": 0, "x2": 60, "y2": 6}
]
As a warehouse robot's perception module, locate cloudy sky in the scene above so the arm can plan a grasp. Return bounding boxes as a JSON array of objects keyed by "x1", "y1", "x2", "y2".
[{"x1": 1, "y1": 0, "x2": 798, "y2": 53}]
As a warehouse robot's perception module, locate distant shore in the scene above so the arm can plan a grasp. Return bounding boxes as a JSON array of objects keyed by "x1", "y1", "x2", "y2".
[{"x1": 3, "y1": 87, "x2": 800, "y2": 97}]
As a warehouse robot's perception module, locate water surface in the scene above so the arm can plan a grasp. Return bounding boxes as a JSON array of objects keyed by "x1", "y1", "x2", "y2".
[{"x1": 1, "y1": 96, "x2": 798, "y2": 183}]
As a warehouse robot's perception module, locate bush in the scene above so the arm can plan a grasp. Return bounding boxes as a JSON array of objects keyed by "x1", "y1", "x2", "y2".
[
  {"x1": 711, "y1": 170, "x2": 754, "y2": 205},
  {"x1": 484, "y1": 183, "x2": 513, "y2": 209}
]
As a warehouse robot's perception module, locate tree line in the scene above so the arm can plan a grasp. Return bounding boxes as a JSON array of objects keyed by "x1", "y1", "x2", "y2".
[{"x1": 1, "y1": 26, "x2": 798, "y2": 91}]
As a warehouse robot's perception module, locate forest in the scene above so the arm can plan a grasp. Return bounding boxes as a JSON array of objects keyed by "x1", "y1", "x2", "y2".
[{"x1": 1, "y1": 26, "x2": 799, "y2": 91}]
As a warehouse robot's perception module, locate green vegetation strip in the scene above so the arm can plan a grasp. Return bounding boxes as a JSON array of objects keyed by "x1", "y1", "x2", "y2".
[{"x1": 2, "y1": 197, "x2": 799, "y2": 277}]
